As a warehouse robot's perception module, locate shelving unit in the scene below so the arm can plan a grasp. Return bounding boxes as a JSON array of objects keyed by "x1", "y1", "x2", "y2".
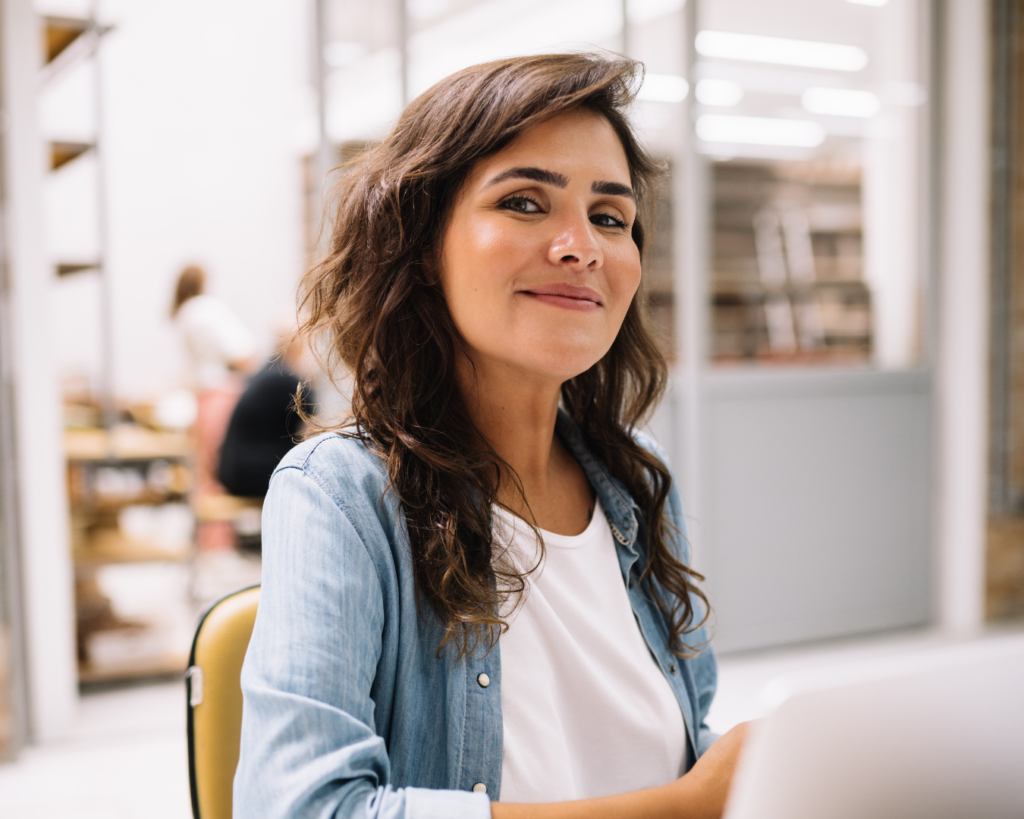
[
  {"x1": 66, "y1": 426, "x2": 195, "y2": 684},
  {"x1": 643, "y1": 165, "x2": 676, "y2": 362},
  {"x1": 41, "y1": 15, "x2": 201, "y2": 684},
  {"x1": 710, "y1": 159, "x2": 871, "y2": 365}
]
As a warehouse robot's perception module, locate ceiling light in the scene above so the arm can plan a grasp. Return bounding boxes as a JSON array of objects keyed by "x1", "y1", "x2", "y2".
[
  {"x1": 845, "y1": 0, "x2": 889, "y2": 6},
  {"x1": 696, "y1": 78, "x2": 744, "y2": 107},
  {"x1": 802, "y1": 87, "x2": 880, "y2": 118},
  {"x1": 638, "y1": 74, "x2": 689, "y2": 103},
  {"x1": 695, "y1": 30, "x2": 868, "y2": 72},
  {"x1": 696, "y1": 114, "x2": 825, "y2": 147}
]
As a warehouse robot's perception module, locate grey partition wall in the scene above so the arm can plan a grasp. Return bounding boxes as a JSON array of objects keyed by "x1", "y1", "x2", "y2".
[
  {"x1": 697, "y1": 369, "x2": 932, "y2": 652},
  {"x1": 653, "y1": 0, "x2": 939, "y2": 655}
]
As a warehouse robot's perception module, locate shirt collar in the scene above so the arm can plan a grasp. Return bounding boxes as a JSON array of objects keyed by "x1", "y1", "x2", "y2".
[{"x1": 555, "y1": 409, "x2": 640, "y2": 555}]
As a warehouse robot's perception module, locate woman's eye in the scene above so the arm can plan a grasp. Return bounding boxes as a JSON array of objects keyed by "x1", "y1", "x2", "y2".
[
  {"x1": 591, "y1": 212, "x2": 628, "y2": 229},
  {"x1": 498, "y1": 195, "x2": 542, "y2": 214}
]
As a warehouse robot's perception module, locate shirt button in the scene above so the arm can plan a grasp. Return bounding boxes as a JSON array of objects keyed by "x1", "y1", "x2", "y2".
[
  {"x1": 472, "y1": 782, "x2": 487, "y2": 793},
  {"x1": 477, "y1": 672, "x2": 490, "y2": 688},
  {"x1": 669, "y1": 663, "x2": 677, "y2": 674}
]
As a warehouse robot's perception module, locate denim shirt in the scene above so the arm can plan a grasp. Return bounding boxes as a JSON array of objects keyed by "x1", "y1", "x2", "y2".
[{"x1": 234, "y1": 414, "x2": 717, "y2": 819}]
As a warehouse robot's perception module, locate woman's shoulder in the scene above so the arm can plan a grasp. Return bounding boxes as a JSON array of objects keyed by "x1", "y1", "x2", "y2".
[
  {"x1": 631, "y1": 428, "x2": 669, "y2": 464},
  {"x1": 273, "y1": 431, "x2": 391, "y2": 512}
]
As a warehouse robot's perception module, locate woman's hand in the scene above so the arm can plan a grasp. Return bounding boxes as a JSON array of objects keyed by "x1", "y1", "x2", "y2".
[{"x1": 490, "y1": 721, "x2": 753, "y2": 819}]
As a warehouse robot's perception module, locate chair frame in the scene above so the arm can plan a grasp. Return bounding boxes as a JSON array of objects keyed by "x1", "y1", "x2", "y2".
[{"x1": 186, "y1": 584, "x2": 261, "y2": 819}]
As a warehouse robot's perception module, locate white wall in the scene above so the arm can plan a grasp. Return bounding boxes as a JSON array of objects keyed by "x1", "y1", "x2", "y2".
[
  {"x1": 13, "y1": 0, "x2": 310, "y2": 740},
  {"x1": 2, "y1": 0, "x2": 78, "y2": 742},
  {"x1": 40, "y1": 0, "x2": 310, "y2": 401}
]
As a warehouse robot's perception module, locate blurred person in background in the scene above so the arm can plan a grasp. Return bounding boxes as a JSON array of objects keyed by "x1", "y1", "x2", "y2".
[
  {"x1": 171, "y1": 264, "x2": 255, "y2": 549},
  {"x1": 236, "y1": 54, "x2": 746, "y2": 819},
  {"x1": 217, "y1": 328, "x2": 317, "y2": 501}
]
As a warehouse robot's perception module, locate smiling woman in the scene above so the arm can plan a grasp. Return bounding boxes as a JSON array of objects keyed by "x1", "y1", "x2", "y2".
[
  {"x1": 442, "y1": 111, "x2": 642, "y2": 404},
  {"x1": 234, "y1": 53, "x2": 747, "y2": 819}
]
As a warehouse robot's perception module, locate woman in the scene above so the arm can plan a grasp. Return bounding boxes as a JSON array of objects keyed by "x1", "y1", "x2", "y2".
[
  {"x1": 235, "y1": 53, "x2": 747, "y2": 818},
  {"x1": 171, "y1": 265, "x2": 256, "y2": 549}
]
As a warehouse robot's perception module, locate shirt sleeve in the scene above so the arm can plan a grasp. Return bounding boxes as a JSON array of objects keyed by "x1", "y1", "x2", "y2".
[{"x1": 233, "y1": 465, "x2": 491, "y2": 819}]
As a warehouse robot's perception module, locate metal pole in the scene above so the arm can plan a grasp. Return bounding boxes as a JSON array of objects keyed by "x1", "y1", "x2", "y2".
[
  {"x1": 676, "y1": 0, "x2": 707, "y2": 545},
  {"x1": 0, "y1": 17, "x2": 28, "y2": 758},
  {"x1": 398, "y1": 0, "x2": 409, "y2": 107},
  {"x1": 990, "y1": 0, "x2": 1014, "y2": 515},
  {"x1": 621, "y1": 0, "x2": 630, "y2": 56},
  {"x1": 90, "y1": 3, "x2": 117, "y2": 435},
  {"x1": 314, "y1": 0, "x2": 334, "y2": 244}
]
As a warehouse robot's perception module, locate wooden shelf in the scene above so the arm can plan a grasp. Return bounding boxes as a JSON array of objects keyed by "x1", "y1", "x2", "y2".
[
  {"x1": 78, "y1": 651, "x2": 188, "y2": 685},
  {"x1": 709, "y1": 159, "x2": 870, "y2": 364},
  {"x1": 65, "y1": 426, "x2": 191, "y2": 461},
  {"x1": 56, "y1": 261, "x2": 101, "y2": 277},
  {"x1": 43, "y1": 16, "x2": 89, "y2": 65},
  {"x1": 65, "y1": 422, "x2": 197, "y2": 684},
  {"x1": 50, "y1": 141, "x2": 93, "y2": 171},
  {"x1": 73, "y1": 529, "x2": 191, "y2": 569},
  {"x1": 193, "y1": 493, "x2": 262, "y2": 524}
]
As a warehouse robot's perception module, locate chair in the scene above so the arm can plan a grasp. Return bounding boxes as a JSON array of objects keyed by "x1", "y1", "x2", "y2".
[{"x1": 186, "y1": 585, "x2": 261, "y2": 819}]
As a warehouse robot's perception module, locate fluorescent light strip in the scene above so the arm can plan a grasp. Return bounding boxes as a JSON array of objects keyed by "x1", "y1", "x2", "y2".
[
  {"x1": 802, "y1": 87, "x2": 880, "y2": 118},
  {"x1": 695, "y1": 30, "x2": 868, "y2": 72},
  {"x1": 845, "y1": 0, "x2": 889, "y2": 6},
  {"x1": 696, "y1": 114, "x2": 825, "y2": 148},
  {"x1": 638, "y1": 74, "x2": 689, "y2": 103},
  {"x1": 696, "y1": 78, "x2": 744, "y2": 107}
]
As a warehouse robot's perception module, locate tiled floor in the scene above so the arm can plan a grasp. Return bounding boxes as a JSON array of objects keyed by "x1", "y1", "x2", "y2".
[
  {"x1": 2, "y1": 622, "x2": 1023, "y2": 817},
  {"x1": 0, "y1": 681, "x2": 190, "y2": 819}
]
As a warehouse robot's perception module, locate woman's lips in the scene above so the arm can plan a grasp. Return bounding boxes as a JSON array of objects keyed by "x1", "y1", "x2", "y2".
[{"x1": 519, "y1": 284, "x2": 603, "y2": 312}]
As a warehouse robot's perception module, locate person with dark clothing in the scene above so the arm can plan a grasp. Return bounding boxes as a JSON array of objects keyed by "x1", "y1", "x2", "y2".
[{"x1": 217, "y1": 351, "x2": 314, "y2": 499}]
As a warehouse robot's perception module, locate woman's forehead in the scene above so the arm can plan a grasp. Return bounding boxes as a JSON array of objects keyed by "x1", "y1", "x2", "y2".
[{"x1": 471, "y1": 111, "x2": 631, "y2": 187}]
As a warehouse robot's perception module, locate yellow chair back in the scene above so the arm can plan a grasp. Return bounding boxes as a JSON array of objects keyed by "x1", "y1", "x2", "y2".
[{"x1": 187, "y1": 585, "x2": 260, "y2": 819}]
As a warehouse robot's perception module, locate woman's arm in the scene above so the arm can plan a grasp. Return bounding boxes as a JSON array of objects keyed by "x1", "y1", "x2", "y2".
[
  {"x1": 491, "y1": 723, "x2": 749, "y2": 819},
  {"x1": 234, "y1": 462, "x2": 489, "y2": 819}
]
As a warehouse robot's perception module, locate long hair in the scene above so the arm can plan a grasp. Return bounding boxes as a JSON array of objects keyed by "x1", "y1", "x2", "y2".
[
  {"x1": 299, "y1": 52, "x2": 708, "y2": 658},
  {"x1": 171, "y1": 265, "x2": 205, "y2": 317}
]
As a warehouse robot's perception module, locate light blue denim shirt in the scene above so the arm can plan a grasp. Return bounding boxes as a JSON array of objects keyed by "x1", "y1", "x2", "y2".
[{"x1": 234, "y1": 413, "x2": 717, "y2": 818}]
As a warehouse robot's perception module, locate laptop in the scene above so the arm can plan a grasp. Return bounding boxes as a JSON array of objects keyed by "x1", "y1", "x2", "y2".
[{"x1": 723, "y1": 634, "x2": 1024, "y2": 819}]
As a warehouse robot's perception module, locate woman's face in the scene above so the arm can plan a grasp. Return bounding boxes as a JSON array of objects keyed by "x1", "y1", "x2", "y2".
[{"x1": 440, "y1": 109, "x2": 641, "y2": 386}]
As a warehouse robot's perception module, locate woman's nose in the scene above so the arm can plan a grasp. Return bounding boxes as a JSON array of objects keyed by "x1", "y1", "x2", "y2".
[{"x1": 547, "y1": 213, "x2": 602, "y2": 271}]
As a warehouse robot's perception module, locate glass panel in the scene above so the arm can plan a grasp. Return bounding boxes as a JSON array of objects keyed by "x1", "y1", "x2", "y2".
[
  {"x1": 698, "y1": 0, "x2": 929, "y2": 368},
  {"x1": 405, "y1": 0, "x2": 627, "y2": 98},
  {"x1": 626, "y1": 2, "x2": 690, "y2": 366},
  {"x1": 323, "y1": 0, "x2": 405, "y2": 143}
]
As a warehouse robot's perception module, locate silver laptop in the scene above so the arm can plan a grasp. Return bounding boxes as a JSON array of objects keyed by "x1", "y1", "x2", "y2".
[{"x1": 724, "y1": 635, "x2": 1024, "y2": 819}]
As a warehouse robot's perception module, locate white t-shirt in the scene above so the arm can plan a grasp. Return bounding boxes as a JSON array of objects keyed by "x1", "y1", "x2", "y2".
[
  {"x1": 494, "y1": 498, "x2": 688, "y2": 803},
  {"x1": 175, "y1": 294, "x2": 256, "y2": 390}
]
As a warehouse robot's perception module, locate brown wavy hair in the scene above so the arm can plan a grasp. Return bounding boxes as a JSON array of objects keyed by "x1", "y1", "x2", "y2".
[
  {"x1": 171, "y1": 265, "x2": 205, "y2": 317},
  {"x1": 299, "y1": 52, "x2": 708, "y2": 658}
]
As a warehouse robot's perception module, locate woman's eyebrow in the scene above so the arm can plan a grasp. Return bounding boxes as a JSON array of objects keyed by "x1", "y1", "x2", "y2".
[
  {"x1": 483, "y1": 166, "x2": 635, "y2": 200},
  {"x1": 592, "y1": 180, "x2": 635, "y2": 199},
  {"x1": 485, "y1": 166, "x2": 569, "y2": 188}
]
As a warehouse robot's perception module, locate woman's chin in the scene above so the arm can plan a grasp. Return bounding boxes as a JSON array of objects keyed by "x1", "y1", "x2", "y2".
[{"x1": 508, "y1": 353, "x2": 607, "y2": 385}]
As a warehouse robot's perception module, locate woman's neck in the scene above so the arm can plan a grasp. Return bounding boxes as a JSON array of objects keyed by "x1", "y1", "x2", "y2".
[{"x1": 457, "y1": 356, "x2": 593, "y2": 534}]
